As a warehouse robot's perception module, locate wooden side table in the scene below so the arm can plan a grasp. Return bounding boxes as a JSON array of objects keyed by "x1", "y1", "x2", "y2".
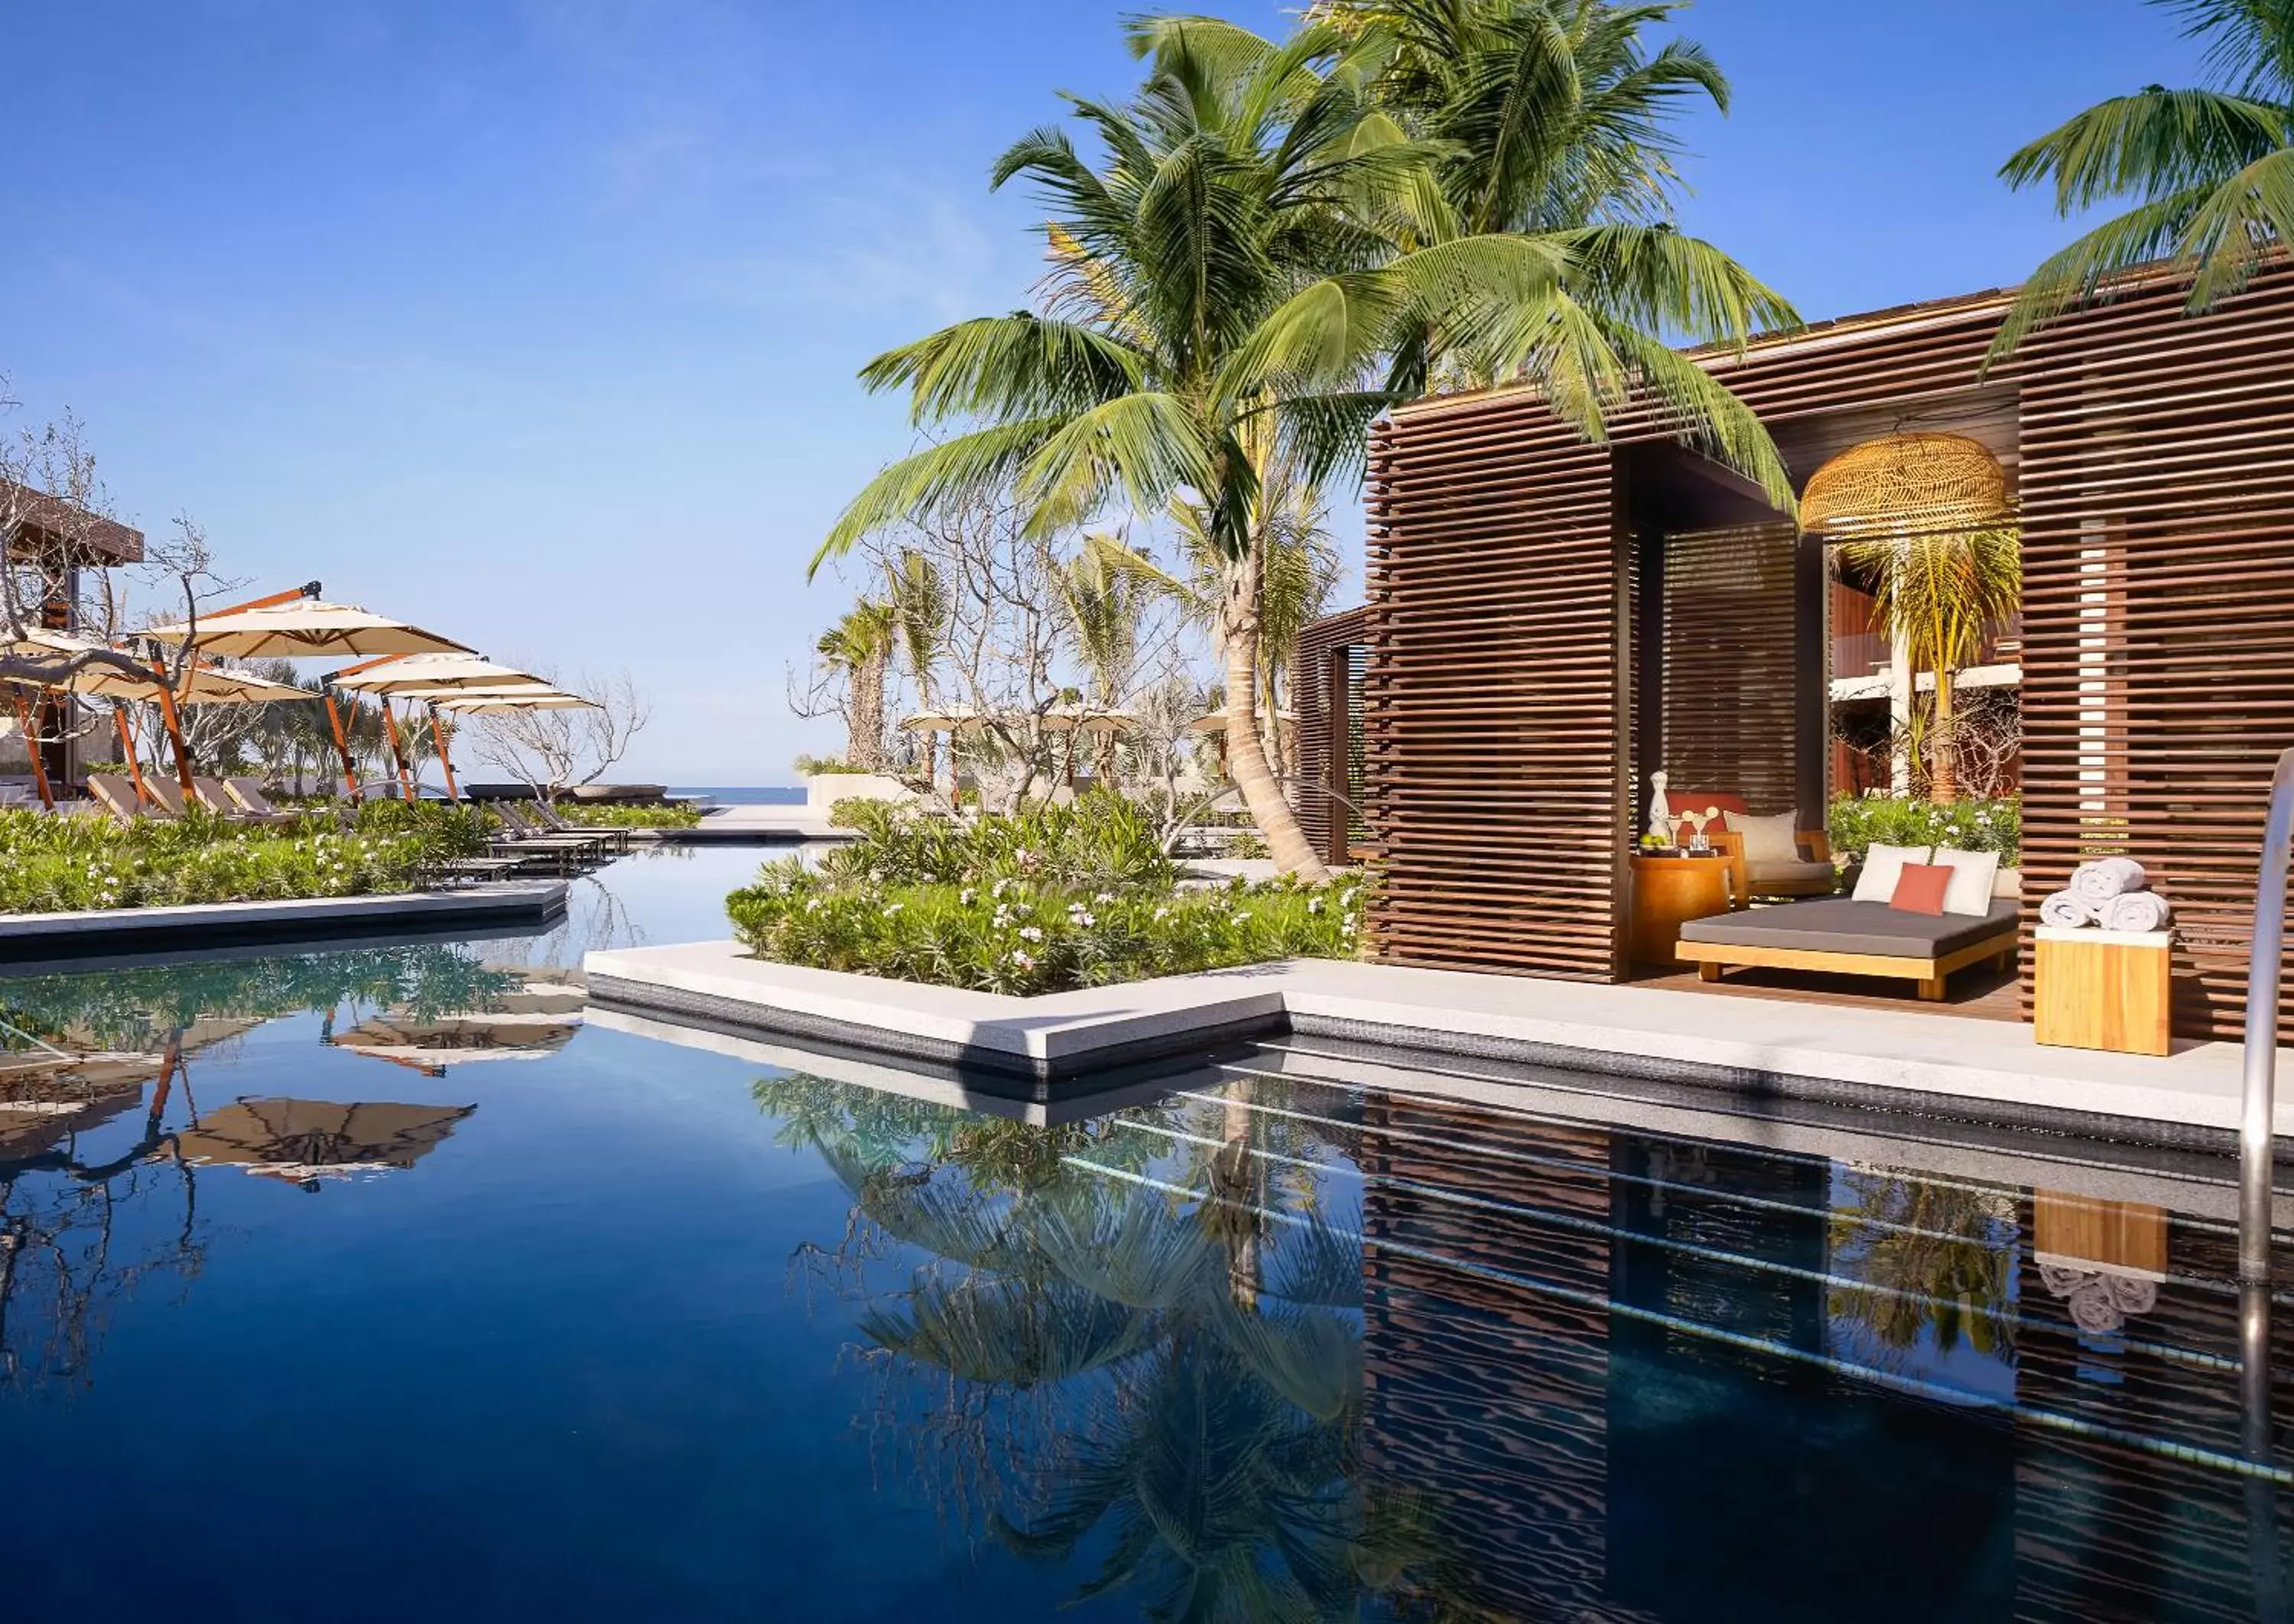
[
  {"x1": 1630, "y1": 853, "x2": 1734, "y2": 969},
  {"x1": 2034, "y1": 927, "x2": 2173, "y2": 1057}
]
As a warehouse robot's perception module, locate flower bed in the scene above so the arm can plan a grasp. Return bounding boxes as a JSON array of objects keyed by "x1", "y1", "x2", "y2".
[
  {"x1": 551, "y1": 801, "x2": 703, "y2": 830},
  {"x1": 1828, "y1": 793, "x2": 2021, "y2": 866},
  {"x1": 725, "y1": 798, "x2": 1360, "y2": 995},
  {"x1": 0, "y1": 801, "x2": 491, "y2": 914}
]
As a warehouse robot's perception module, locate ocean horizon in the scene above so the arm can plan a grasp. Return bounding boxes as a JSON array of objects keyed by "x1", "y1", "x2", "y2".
[{"x1": 671, "y1": 785, "x2": 805, "y2": 806}]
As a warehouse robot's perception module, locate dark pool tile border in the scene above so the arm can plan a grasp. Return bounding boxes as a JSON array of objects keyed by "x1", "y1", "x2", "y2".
[{"x1": 0, "y1": 885, "x2": 569, "y2": 964}]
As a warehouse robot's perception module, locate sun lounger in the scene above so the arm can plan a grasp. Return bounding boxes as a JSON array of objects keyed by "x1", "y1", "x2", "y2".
[
  {"x1": 222, "y1": 777, "x2": 306, "y2": 823},
  {"x1": 85, "y1": 773, "x2": 154, "y2": 823},
  {"x1": 193, "y1": 776, "x2": 297, "y2": 827},
  {"x1": 1676, "y1": 897, "x2": 2020, "y2": 1002}
]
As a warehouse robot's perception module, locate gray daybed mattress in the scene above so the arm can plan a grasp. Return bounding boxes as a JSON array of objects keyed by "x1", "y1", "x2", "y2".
[{"x1": 1677, "y1": 898, "x2": 2019, "y2": 960}]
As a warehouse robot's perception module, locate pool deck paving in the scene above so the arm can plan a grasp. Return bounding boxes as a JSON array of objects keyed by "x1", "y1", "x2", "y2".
[
  {"x1": 0, "y1": 881, "x2": 570, "y2": 961},
  {"x1": 583, "y1": 938, "x2": 2294, "y2": 1146}
]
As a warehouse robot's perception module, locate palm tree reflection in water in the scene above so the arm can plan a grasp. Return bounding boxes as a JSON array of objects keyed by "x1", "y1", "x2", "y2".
[{"x1": 754, "y1": 1075, "x2": 1460, "y2": 1621}]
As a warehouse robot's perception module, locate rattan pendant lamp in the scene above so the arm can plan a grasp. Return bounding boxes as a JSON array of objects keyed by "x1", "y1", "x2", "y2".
[{"x1": 1798, "y1": 432, "x2": 2010, "y2": 538}]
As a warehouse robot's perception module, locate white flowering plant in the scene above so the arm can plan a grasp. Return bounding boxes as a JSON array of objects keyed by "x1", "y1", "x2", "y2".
[
  {"x1": 728, "y1": 810, "x2": 1364, "y2": 996},
  {"x1": 1827, "y1": 793, "x2": 2021, "y2": 865},
  {"x1": 0, "y1": 801, "x2": 492, "y2": 913}
]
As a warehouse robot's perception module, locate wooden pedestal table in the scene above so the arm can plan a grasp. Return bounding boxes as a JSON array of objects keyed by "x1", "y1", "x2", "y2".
[
  {"x1": 1630, "y1": 853, "x2": 1733, "y2": 969},
  {"x1": 2034, "y1": 926, "x2": 2172, "y2": 1057}
]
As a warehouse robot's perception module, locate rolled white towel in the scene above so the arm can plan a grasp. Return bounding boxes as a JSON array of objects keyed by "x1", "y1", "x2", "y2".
[
  {"x1": 2040, "y1": 890, "x2": 2095, "y2": 929},
  {"x1": 2102, "y1": 890, "x2": 2172, "y2": 933},
  {"x1": 2072, "y1": 856, "x2": 2147, "y2": 906}
]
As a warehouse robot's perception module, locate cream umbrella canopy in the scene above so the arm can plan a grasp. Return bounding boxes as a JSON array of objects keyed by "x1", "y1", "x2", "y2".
[
  {"x1": 327, "y1": 655, "x2": 554, "y2": 799},
  {"x1": 432, "y1": 689, "x2": 593, "y2": 714},
  {"x1": 145, "y1": 589, "x2": 475, "y2": 800},
  {"x1": 1, "y1": 628, "x2": 318, "y2": 808}
]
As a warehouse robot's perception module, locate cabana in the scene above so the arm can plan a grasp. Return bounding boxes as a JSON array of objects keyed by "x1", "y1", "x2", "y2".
[{"x1": 1309, "y1": 268, "x2": 2294, "y2": 1044}]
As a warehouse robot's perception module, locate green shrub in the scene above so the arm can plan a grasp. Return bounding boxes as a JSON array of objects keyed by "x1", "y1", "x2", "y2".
[
  {"x1": 0, "y1": 801, "x2": 490, "y2": 914},
  {"x1": 551, "y1": 801, "x2": 703, "y2": 829},
  {"x1": 728, "y1": 798, "x2": 1358, "y2": 994},
  {"x1": 1828, "y1": 793, "x2": 2021, "y2": 866}
]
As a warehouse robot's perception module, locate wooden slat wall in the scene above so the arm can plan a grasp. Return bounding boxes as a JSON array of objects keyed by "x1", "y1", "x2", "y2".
[
  {"x1": 1363, "y1": 409, "x2": 1624, "y2": 976},
  {"x1": 1659, "y1": 524, "x2": 1802, "y2": 817},
  {"x1": 1366, "y1": 274, "x2": 2294, "y2": 1038},
  {"x1": 1293, "y1": 605, "x2": 1373, "y2": 869},
  {"x1": 2016, "y1": 274, "x2": 2294, "y2": 1041}
]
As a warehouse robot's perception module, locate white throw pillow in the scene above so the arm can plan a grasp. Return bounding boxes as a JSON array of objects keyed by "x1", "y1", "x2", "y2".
[
  {"x1": 1931, "y1": 846, "x2": 2003, "y2": 917},
  {"x1": 1852, "y1": 842, "x2": 1932, "y2": 903},
  {"x1": 1730, "y1": 810, "x2": 1801, "y2": 866}
]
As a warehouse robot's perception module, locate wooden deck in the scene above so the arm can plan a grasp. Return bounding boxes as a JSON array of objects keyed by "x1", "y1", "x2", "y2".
[{"x1": 1632, "y1": 958, "x2": 2023, "y2": 1022}]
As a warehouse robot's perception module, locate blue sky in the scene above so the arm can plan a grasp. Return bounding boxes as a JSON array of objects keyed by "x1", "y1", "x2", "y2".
[{"x1": 5, "y1": 1, "x2": 2208, "y2": 782}]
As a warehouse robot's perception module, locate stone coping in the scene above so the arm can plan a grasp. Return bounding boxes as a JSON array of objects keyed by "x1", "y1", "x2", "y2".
[
  {"x1": 0, "y1": 882, "x2": 569, "y2": 960},
  {"x1": 582, "y1": 940, "x2": 2294, "y2": 1144}
]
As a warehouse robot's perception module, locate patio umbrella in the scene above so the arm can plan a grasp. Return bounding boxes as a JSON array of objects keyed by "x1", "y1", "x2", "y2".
[
  {"x1": 0, "y1": 629, "x2": 317, "y2": 808},
  {"x1": 146, "y1": 588, "x2": 473, "y2": 799},
  {"x1": 328, "y1": 654, "x2": 549, "y2": 800},
  {"x1": 431, "y1": 688, "x2": 592, "y2": 713},
  {"x1": 171, "y1": 1097, "x2": 476, "y2": 1187}
]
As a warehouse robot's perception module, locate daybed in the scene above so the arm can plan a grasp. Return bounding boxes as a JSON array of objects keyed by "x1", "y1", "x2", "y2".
[{"x1": 1676, "y1": 895, "x2": 2019, "y2": 1002}]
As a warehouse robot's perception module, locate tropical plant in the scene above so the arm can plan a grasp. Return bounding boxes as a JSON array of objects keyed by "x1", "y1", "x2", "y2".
[
  {"x1": 817, "y1": 11, "x2": 1795, "y2": 881},
  {"x1": 0, "y1": 801, "x2": 490, "y2": 914},
  {"x1": 1324, "y1": 0, "x2": 1802, "y2": 401},
  {"x1": 1836, "y1": 525, "x2": 2022, "y2": 802},
  {"x1": 725, "y1": 797, "x2": 1360, "y2": 995},
  {"x1": 1992, "y1": 0, "x2": 2294, "y2": 362},
  {"x1": 885, "y1": 549, "x2": 950, "y2": 784},
  {"x1": 815, "y1": 599, "x2": 898, "y2": 771},
  {"x1": 1828, "y1": 791, "x2": 2022, "y2": 867}
]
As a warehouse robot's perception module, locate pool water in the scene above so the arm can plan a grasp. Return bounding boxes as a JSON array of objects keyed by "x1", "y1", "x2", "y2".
[{"x1": 0, "y1": 849, "x2": 2286, "y2": 1622}]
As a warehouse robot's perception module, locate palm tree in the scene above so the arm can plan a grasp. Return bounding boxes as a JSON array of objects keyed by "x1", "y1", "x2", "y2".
[
  {"x1": 1050, "y1": 533, "x2": 1154, "y2": 784},
  {"x1": 816, "y1": 599, "x2": 898, "y2": 771},
  {"x1": 885, "y1": 551, "x2": 950, "y2": 788},
  {"x1": 1992, "y1": 0, "x2": 2294, "y2": 362},
  {"x1": 817, "y1": 12, "x2": 1793, "y2": 879},
  {"x1": 1323, "y1": 0, "x2": 1803, "y2": 401},
  {"x1": 1837, "y1": 525, "x2": 2021, "y2": 803}
]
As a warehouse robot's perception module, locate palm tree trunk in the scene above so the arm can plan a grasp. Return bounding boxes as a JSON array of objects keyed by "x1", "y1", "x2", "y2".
[
  {"x1": 849, "y1": 653, "x2": 887, "y2": 771},
  {"x1": 1220, "y1": 548, "x2": 1329, "y2": 882},
  {"x1": 1930, "y1": 667, "x2": 1958, "y2": 804}
]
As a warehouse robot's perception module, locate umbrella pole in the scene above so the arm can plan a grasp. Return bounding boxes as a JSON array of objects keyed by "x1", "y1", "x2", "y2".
[
  {"x1": 148, "y1": 658, "x2": 197, "y2": 803},
  {"x1": 10, "y1": 687, "x2": 54, "y2": 809},
  {"x1": 113, "y1": 704, "x2": 152, "y2": 808},
  {"x1": 324, "y1": 690, "x2": 361, "y2": 801},
  {"x1": 428, "y1": 703, "x2": 460, "y2": 800},
  {"x1": 379, "y1": 697, "x2": 417, "y2": 801}
]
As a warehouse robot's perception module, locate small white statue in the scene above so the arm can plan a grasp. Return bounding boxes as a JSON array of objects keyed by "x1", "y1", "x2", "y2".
[{"x1": 1646, "y1": 771, "x2": 1673, "y2": 846}]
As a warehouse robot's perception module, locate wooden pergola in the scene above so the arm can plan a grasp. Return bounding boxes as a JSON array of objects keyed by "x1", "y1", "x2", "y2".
[
  {"x1": 2, "y1": 481, "x2": 145, "y2": 788},
  {"x1": 1311, "y1": 268, "x2": 2294, "y2": 1043}
]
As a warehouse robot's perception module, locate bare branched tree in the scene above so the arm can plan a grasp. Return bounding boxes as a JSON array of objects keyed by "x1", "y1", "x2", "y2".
[{"x1": 465, "y1": 668, "x2": 653, "y2": 797}]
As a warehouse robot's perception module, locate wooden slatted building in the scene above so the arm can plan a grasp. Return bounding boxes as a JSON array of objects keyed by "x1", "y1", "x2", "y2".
[{"x1": 1308, "y1": 270, "x2": 2294, "y2": 1041}]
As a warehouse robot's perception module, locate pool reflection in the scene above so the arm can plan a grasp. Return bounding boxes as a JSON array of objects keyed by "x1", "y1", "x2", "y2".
[{"x1": 769, "y1": 1067, "x2": 2291, "y2": 1622}]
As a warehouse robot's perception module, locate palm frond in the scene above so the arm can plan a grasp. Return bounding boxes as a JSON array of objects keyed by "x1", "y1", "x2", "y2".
[
  {"x1": 1557, "y1": 222, "x2": 1802, "y2": 346},
  {"x1": 814, "y1": 419, "x2": 1063, "y2": 574},
  {"x1": 1015, "y1": 392, "x2": 1216, "y2": 537},
  {"x1": 859, "y1": 313, "x2": 1149, "y2": 427},
  {"x1": 2000, "y1": 86, "x2": 2285, "y2": 211}
]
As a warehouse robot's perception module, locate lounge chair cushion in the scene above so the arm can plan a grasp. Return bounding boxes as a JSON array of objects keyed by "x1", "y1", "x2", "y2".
[
  {"x1": 1745, "y1": 857, "x2": 1835, "y2": 887},
  {"x1": 1931, "y1": 846, "x2": 2001, "y2": 917},
  {"x1": 1731, "y1": 810, "x2": 1802, "y2": 865},
  {"x1": 1679, "y1": 897, "x2": 2019, "y2": 961},
  {"x1": 1851, "y1": 842, "x2": 1932, "y2": 903}
]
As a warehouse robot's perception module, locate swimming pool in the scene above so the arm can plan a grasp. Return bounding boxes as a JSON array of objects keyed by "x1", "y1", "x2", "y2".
[{"x1": 1, "y1": 849, "x2": 2285, "y2": 1621}]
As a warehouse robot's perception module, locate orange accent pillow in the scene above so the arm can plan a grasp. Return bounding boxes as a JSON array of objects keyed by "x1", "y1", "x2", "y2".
[{"x1": 1889, "y1": 862, "x2": 1952, "y2": 915}]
